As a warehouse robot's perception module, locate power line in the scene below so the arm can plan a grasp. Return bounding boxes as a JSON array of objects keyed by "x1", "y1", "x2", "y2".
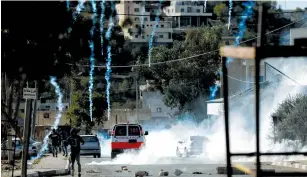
[
  {"x1": 227, "y1": 75, "x2": 264, "y2": 84},
  {"x1": 66, "y1": 16, "x2": 307, "y2": 68},
  {"x1": 78, "y1": 9, "x2": 307, "y2": 18}
]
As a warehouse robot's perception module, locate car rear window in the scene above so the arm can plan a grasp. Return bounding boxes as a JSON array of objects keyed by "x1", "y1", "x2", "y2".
[
  {"x1": 128, "y1": 125, "x2": 140, "y2": 136},
  {"x1": 82, "y1": 136, "x2": 98, "y2": 142},
  {"x1": 114, "y1": 126, "x2": 127, "y2": 136}
]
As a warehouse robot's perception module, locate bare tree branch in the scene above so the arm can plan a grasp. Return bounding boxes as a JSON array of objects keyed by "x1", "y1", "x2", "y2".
[
  {"x1": 13, "y1": 74, "x2": 26, "y2": 120},
  {"x1": 1, "y1": 103, "x2": 23, "y2": 141},
  {"x1": 7, "y1": 78, "x2": 15, "y2": 119}
]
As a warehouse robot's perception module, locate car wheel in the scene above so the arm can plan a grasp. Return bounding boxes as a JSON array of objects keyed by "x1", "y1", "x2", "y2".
[
  {"x1": 93, "y1": 155, "x2": 97, "y2": 158},
  {"x1": 183, "y1": 148, "x2": 189, "y2": 157},
  {"x1": 176, "y1": 148, "x2": 182, "y2": 157},
  {"x1": 111, "y1": 151, "x2": 117, "y2": 159},
  {"x1": 97, "y1": 154, "x2": 101, "y2": 158}
]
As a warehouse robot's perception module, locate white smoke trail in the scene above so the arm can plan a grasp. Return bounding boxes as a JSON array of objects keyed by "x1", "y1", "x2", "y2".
[
  {"x1": 33, "y1": 77, "x2": 64, "y2": 159},
  {"x1": 88, "y1": 58, "x2": 307, "y2": 165},
  {"x1": 228, "y1": 0, "x2": 233, "y2": 29}
]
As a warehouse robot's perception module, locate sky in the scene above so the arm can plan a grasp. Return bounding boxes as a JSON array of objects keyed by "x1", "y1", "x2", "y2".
[{"x1": 277, "y1": 0, "x2": 307, "y2": 10}]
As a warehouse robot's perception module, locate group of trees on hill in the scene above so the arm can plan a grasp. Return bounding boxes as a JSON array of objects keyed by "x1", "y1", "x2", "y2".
[{"x1": 2, "y1": 1, "x2": 305, "y2": 135}]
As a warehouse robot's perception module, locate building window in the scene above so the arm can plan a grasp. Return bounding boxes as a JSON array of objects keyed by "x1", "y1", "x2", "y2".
[
  {"x1": 135, "y1": 35, "x2": 138, "y2": 38},
  {"x1": 157, "y1": 108, "x2": 162, "y2": 112},
  {"x1": 144, "y1": 17, "x2": 148, "y2": 21},
  {"x1": 134, "y1": 8, "x2": 139, "y2": 12},
  {"x1": 66, "y1": 106, "x2": 68, "y2": 109},
  {"x1": 43, "y1": 113, "x2": 50, "y2": 118},
  {"x1": 21, "y1": 109, "x2": 25, "y2": 113},
  {"x1": 168, "y1": 9, "x2": 170, "y2": 13},
  {"x1": 187, "y1": 7, "x2": 192, "y2": 13},
  {"x1": 168, "y1": 33, "x2": 171, "y2": 39},
  {"x1": 136, "y1": 24, "x2": 139, "y2": 28},
  {"x1": 159, "y1": 35, "x2": 163, "y2": 38},
  {"x1": 142, "y1": 35, "x2": 145, "y2": 39},
  {"x1": 156, "y1": 25, "x2": 158, "y2": 28},
  {"x1": 161, "y1": 24, "x2": 164, "y2": 28},
  {"x1": 135, "y1": 17, "x2": 139, "y2": 21},
  {"x1": 196, "y1": 9, "x2": 200, "y2": 13},
  {"x1": 46, "y1": 106, "x2": 50, "y2": 109},
  {"x1": 142, "y1": 25, "x2": 145, "y2": 28},
  {"x1": 172, "y1": 9, "x2": 174, "y2": 13},
  {"x1": 181, "y1": 8, "x2": 184, "y2": 12}
]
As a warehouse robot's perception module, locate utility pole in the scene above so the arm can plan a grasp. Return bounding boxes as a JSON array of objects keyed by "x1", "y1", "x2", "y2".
[
  {"x1": 21, "y1": 81, "x2": 34, "y2": 177},
  {"x1": 255, "y1": 4, "x2": 265, "y2": 177},
  {"x1": 31, "y1": 81, "x2": 38, "y2": 139},
  {"x1": 135, "y1": 77, "x2": 139, "y2": 124}
]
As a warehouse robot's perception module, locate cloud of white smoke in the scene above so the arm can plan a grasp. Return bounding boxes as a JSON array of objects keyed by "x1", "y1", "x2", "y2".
[{"x1": 90, "y1": 57, "x2": 307, "y2": 165}]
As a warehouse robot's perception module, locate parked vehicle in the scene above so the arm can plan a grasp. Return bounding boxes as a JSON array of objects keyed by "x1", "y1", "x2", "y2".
[
  {"x1": 1, "y1": 138, "x2": 42, "y2": 159},
  {"x1": 176, "y1": 136, "x2": 208, "y2": 157},
  {"x1": 80, "y1": 135, "x2": 101, "y2": 158}
]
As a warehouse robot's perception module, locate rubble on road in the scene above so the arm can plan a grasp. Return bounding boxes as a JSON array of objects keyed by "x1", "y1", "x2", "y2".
[
  {"x1": 174, "y1": 169, "x2": 183, "y2": 176},
  {"x1": 135, "y1": 171, "x2": 149, "y2": 177},
  {"x1": 159, "y1": 169, "x2": 169, "y2": 176},
  {"x1": 192, "y1": 172, "x2": 203, "y2": 174},
  {"x1": 121, "y1": 166, "x2": 128, "y2": 171}
]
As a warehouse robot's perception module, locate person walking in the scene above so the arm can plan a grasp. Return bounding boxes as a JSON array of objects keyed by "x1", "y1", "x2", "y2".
[
  {"x1": 60, "y1": 128, "x2": 68, "y2": 157},
  {"x1": 48, "y1": 129, "x2": 61, "y2": 157},
  {"x1": 67, "y1": 128, "x2": 84, "y2": 176}
]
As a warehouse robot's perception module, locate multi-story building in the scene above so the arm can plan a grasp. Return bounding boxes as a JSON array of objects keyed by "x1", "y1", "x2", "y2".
[
  {"x1": 116, "y1": 1, "x2": 173, "y2": 47},
  {"x1": 116, "y1": 1, "x2": 213, "y2": 47},
  {"x1": 14, "y1": 101, "x2": 71, "y2": 141},
  {"x1": 163, "y1": 0, "x2": 212, "y2": 34}
]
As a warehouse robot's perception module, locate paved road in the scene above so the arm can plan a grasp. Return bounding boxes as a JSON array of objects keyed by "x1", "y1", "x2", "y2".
[
  {"x1": 62, "y1": 155, "x2": 249, "y2": 177},
  {"x1": 62, "y1": 155, "x2": 304, "y2": 177}
]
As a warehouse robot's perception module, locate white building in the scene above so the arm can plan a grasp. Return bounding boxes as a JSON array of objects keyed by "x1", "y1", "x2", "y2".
[
  {"x1": 116, "y1": 1, "x2": 213, "y2": 46},
  {"x1": 163, "y1": 0, "x2": 212, "y2": 34},
  {"x1": 139, "y1": 81, "x2": 178, "y2": 129},
  {"x1": 116, "y1": 1, "x2": 173, "y2": 46}
]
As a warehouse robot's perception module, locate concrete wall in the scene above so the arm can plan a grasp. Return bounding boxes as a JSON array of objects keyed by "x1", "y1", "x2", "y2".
[
  {"x1": 35, "y1": 110, "x2": 70, "y2": 126},
  {"x1": 103, "y1": 108, "x2": 151, "y2": 129},
  {"x1": 141, "y1": 90, "x2": 178, "y2": 118},
  {"x1": 290, "y1": 28, "x2": 307, "y2": 45}
]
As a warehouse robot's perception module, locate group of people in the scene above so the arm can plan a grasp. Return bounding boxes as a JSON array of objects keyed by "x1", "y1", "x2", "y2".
[{"x1": 48, "y1": 128, "x2": 84, "y2": 176}]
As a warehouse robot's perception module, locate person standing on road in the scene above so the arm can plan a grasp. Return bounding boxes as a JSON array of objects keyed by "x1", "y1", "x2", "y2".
[
  {"x1": 60, "y1": 128, "x2": 68, "y2": 157},
  {"x1": 67, "y1": 128, "x2": 84, "y2": 176},
  {"x1": 48, "y1": 129, "x2": 61, "y2": 157}
]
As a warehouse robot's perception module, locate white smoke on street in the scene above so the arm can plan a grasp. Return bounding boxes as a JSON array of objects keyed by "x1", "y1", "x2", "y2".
[{"x1": 90, "y1": 57, "x2": 307, "y2": 165}]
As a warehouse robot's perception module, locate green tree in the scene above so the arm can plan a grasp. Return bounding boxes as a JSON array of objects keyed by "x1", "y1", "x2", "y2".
[
  {"x1": 214, "y1": 3, "x2": 228, "y2": 20},
  {"x1": 139, "y1": 26, "x2": 223, "y2": 111},
  {"x1": 272, "y1": 94, "x2": 307, "y2": 146},
  {"x1": 66, "y1": 77, "x2": 107, "y2": 133}
]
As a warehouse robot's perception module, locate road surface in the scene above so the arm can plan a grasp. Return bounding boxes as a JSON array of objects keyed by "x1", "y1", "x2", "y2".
[{"x1": 62, "y1": 155, "x2": 303, "y2": 177}]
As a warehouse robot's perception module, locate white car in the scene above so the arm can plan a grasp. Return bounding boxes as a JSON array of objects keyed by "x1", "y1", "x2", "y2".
[
  {"x1": 1, "y1": 138, "x2": 42, "y2": 159},
  {"x1": 176, "y1": 136, "x2": 208, "y2": 157}
]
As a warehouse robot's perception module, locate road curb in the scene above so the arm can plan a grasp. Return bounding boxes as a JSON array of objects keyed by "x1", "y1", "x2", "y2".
[
  {"x1": 16, "y1": 160, "x2": 70, "y2": 177},
  {"x1": 216, "y1": 166, "x2": 247, "y2": 175},
  {"x1": 272, "y1": 161, "x2": 307, "y2": 170}
]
